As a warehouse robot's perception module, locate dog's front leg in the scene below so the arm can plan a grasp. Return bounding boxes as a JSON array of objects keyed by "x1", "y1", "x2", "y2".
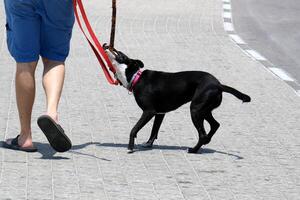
[
  {"x1": 128, "y1": 111, "x2": 155, "y2": 153},
  {"x1": 142, "y1": 114, "x2": 165, "y2": 148}
]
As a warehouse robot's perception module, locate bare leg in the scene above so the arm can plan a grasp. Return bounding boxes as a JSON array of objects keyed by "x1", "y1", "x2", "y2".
[
  {"x1": 42, "y1": 58, "x2": 65, "y2": 122},
  {"x1": 6, "y1": 62, "x2": 38, "y2": 148},
  {"x1": 36, "y1": 58, "x2": 73, "y2": 152}
]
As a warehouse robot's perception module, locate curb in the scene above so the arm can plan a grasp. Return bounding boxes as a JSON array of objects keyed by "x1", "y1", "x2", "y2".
[{"x1": 222, "y1": 0, "x2": 300, "y2": 96}]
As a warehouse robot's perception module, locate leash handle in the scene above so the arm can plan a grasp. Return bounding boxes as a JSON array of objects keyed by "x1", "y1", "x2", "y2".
[
  {"x1": 73, "y1": 0, "x2": 118, "y2": 85},
  {"x1": 109, "y1": 0, "x2": 117, "y2": 50}
]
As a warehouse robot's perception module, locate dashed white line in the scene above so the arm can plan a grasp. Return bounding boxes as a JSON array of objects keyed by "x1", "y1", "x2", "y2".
[
  {"x1": 224, "y1": 22, "x2": 234, "y2": 31},
  {"x1": 269, "y1": 67, "x2": 295, "y2": 82},
  {"x1": 229, "y1": 34, "x2": 246, "y2": 44},
  {"x1": 223, "y1": 0, "x2": 299, "y2": 93},
  {"x1": 223, "y1": 4, "x2": 231, "y2": 10},
  {"x1": 223, "y1": 12, "x2": 232, "y2": 19},
  {"x1": 245, "y1": 49, "x2": 267, "y2": 61}
]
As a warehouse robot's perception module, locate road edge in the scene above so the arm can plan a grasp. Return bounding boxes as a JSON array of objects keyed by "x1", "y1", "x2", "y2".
[{"x1": 222, "y1": 0, "x2": 300, "y2": 97}]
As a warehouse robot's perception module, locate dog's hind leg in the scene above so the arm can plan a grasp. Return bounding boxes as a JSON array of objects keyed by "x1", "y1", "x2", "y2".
[
  {"x1": 202, "y1": 92, "x2": 222, "y2": 144},
  {"x1": 141, "y1": 114, "x2": 165, "y2": 148},
  {"x1": 189, "y1": 109, "x2": 206, "y2": 153},
  {"x1": 128, "y1": 111, "x2": 155, "y2": 153},
  {"x1": 188, "y1": 100, "x2": 209, "y2": 153},
  {"x1": 203, "y1": 112, "x2": 220, "y2": 145},
  {"x1": 188, "y1": 88, "x2": 220, "y2": 153}
]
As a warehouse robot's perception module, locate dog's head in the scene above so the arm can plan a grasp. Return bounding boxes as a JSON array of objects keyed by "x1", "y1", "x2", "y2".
[{"x1": 106, "y1": 50, "x2": 144, "y2": 88}]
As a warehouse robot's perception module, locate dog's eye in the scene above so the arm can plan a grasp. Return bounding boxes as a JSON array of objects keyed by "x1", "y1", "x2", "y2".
[{"x1": 115, "y1": 55, "x2": 124, "y2": 63}]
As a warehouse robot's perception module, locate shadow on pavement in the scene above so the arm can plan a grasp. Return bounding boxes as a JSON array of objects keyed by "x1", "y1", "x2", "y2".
[
  {"x1": 97, "y1": 142, "x2": 244, "y2": 159},
  {"x1": 1, "y1": 141, "x2": 243, "y2": 160},
  {"x1": 98, "y1": 142, "x2": 188, "y2": 151},
  {"x1": 0, "y1": 141, "x2": 110, "y2": 161},
  {"x1": 36, "y1": 142, "x2": 112, "y2": 161},
  {"x1": 35, "y1": 142, "x2": 70, "y2": 160},
  {"x1": 0, "y1": 141, "x2": 68, "y2": 160},
  {"x1": 200, "y1": 148, "x2": 244, "y2": 159},
  {"x1": 71, "y1": 142, "x2": 112, "y2": 161}
]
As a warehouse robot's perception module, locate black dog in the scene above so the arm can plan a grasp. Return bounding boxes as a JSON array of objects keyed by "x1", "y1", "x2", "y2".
[{"x1": 107, "y1": 50, "x2": 251, "y2": 153}]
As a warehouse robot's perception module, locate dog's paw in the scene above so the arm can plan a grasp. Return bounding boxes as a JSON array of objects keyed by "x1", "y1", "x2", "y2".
[
  {"x1": 187, "y1": 148, "x2": 199, "y2": 154},
  {"x1": 127, "y1": 149, "x2": 135, "y2": 154},
  {"x1": 141, "y1": 142, "x2": 153, "y2": 148}
]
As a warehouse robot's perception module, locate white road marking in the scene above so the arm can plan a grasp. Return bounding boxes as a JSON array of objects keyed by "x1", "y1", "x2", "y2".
[
  {"x1": 229, "y1": 34, "x2": 246, "y2": 44},
  {"x1": 245, "y1": 49, "x2": 267, "y2": 61},
  {"x1": 223, "y1": 0, "x2": 299, "y2": 95},
  {"x1": 224, "y1": 22, "x2": 234, "y2": 31},
  {"x1": 269, "y1": 67, "x2": 295, "y2": 82},
  {"x1": 223, "y1": 4, "x2": 231, "y2": 10},
  {"x1": 223, "y1": 12, "x2": 232, "y2": 19}
]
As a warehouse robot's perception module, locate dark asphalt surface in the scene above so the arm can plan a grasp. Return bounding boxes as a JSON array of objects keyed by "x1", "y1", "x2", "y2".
[{"x1": 231, "y1": 0, "x2": 300, "y2": 82}]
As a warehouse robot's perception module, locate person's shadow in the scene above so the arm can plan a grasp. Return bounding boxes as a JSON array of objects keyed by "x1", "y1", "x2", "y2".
[
  {"x1": 35, "y1": 142, "x2": 68, "y2": 160},
  {"x1": 35, "y1": 142, "x2": 112, "y2": 161},
  {"x1": 0, "y1": 141, "x2": 111, "y2": 161}
]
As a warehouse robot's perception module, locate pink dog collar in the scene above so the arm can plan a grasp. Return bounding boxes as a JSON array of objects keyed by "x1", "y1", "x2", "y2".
[{"x1": 128, "y1": 70, "x2": 143, "y2": 92}]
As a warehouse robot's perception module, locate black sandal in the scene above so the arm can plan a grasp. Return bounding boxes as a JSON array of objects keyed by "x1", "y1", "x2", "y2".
[
  {"x1": 37, "y1": 115, "x2": 72, "y2": 152},
  {"x1": 2, "y1": 135, "x2": 37, "y2": 152}
]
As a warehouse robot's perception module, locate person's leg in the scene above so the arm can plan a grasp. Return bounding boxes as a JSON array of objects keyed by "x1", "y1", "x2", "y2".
[
  {"x1": 39, "y1": 0, "x2": 74, "y2": 117},
  {"x1": 6, "y1": 62, "x2": 38, "y2": 148},
  {"x1": 34, "y1": 0, "x2": 73, "y2": 152},
  {"x1": 42, "y1": 58, "x2": 65, "y2": 122},
  {"x1": 37, "y1": 58, "x2": 72, "y2": 152},
  {"x1": 3, "y1": 0, "x2": 41, "y2": 151}
]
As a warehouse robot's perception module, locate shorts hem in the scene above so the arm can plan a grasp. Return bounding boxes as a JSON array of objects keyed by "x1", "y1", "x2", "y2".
[
  {"x1": 40, "y1": 53, "x2": 68, "y2": 62},
  {"x1": 13, "y1": 56, "x2": 39, "y2": 63}
]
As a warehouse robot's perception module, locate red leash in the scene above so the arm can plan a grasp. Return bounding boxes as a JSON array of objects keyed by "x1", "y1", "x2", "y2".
[{"x1": 73, "y1": 0, "x2": 119, "y2": 85}]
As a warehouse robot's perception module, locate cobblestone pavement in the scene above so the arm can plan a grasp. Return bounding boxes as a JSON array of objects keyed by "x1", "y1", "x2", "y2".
[{"x1": 0, "y1": 0, "x2": 299, "y2": 199}]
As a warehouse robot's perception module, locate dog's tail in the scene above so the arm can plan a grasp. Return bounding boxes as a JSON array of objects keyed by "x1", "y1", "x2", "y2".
[{"x1": 220, "y1": 84, "x2": 251, "y2": 103}]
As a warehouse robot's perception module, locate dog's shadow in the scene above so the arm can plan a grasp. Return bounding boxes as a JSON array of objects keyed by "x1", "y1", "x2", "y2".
[
  {"x1": 97, "y1": 142, "x2": 187, "y2": 152},
  {"x1": 200, "y1": 148, "x2": 244, "y2": 159},
  {"x1": 97, "y1": 142, "x2": 244, "y2": 159},
  {"x1": 36, "y1": 141, "x2": 244, "y2": 160}
]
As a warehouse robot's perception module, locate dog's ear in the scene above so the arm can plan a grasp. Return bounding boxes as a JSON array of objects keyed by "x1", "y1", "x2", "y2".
[{"x1": 134, "y1": 60, "x2": 144, "y2": 68}]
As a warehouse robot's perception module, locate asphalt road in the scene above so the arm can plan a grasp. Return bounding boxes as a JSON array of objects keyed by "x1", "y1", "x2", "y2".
[{"x1": 231, "y1": 0, "x2": 300, "y2": 83}]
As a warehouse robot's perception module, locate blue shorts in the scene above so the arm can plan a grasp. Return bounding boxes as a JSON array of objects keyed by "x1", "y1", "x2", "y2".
[{"x1": 4, "y1": 0, "x2": 75, "y2": 63}]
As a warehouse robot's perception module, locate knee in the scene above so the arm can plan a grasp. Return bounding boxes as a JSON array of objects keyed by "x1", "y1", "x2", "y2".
[
  {"x1": 16, "y1": 62, "x2": 37, "y2": 74},
  {"x1": 42, "y1": 58, "x2": 64, "y2": 72}
]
